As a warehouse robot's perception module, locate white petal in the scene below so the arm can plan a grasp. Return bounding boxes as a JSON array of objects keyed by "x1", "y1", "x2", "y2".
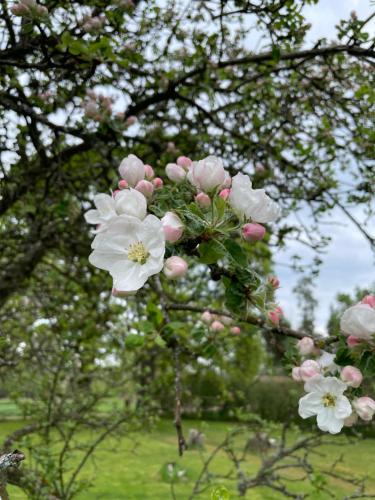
[
  {"x1": 324, "y1": 377, "x2": 347, "y2": 396},
  {"x1": 334, "y1": 396, "x2": 352, "y2": 419},
  {"x1": 304, "y1": 374, "x2": 325, "y2": 393},
  {"x1": 89, "y1": 249, "x2": 126, "y2": 271},
  {"x1": 317, "y1": 408, "x2": 343, "y2": 434},
  {"x1": 84, "y1": 209, "x2": 101, "y2": 224},
  {"x1": 94, "y1": 193, "x2": 116, "y2": 218},
  {"x1": 298, "y1": 392, "x2": 323, "y2": 418},
  {"x1": 340, "y1": 303, "x2": 375, "y2": 340},
  {"x1": 111, "y1": 260, "x2": 147, "y2": 291}
]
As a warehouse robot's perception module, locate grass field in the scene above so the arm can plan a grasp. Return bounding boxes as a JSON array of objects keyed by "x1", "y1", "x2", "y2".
[{"x1": 0, "y1": 400, "x2": 374, "y2": 499}]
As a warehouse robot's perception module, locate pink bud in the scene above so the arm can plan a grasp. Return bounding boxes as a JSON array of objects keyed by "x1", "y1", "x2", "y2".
[
  {"x1": 230, "y1": 326, "x2": 241, "y2": 335},
  {"x1": 220, "y1": 173, "x2": 232, "y2": 189},
  {"x1": 195, "y1": 192, "x2": 211, "y2": 208},
  {"x1": 152, "y1": 177, "x2": 164, "y2": 189},
  {"x1": 161, "y1": 212, "x2": 184, "y2": 243},
  {"x1": 177, "y1": 156, "x2": 192, "y2": 169},
  {"x1": 361, "y1": 295, "x2": 375, "y2": 308},
  {"x1": 353, "y1": 396, "x2": 375, "y2": 421},
  {"x1": 242, "y1": 223, "x2": 266, "y2": 242},
  {"x1": 211, "y1": 320, "x2": 225, "y2": 332},
  {"x1": 165, "y1": 163, "x2": 186, "y2": 183},
  {"x1": 126, "y1": 115, "x2": 137, "y2": 126},
  {"x1": 347, "y1": 335, "x2": 362, "y2": 348},
  {"x1": 112, "y1": 189, "x2": 121, "y2": 198},
  {"x1": 135, "y1": 180, "x2": 154, "y2": 198},
  {"x1": 144, "y1": 164, "x2": 155, "y2": 179},
  {"x1": 268, "y1": 306, "x2": 283, "y2": 325},
  {"x1": 299, "y1": 359, "x2": 321, "y2": 381},
  {"x1": 118, "y1": 179, "x2": 128, "y2": 190},
  {"x1": 267, "y1": 276, "x2": 280, "y2": 289},
  {"x1": 219, "y1": 188, "x2": 230, "y2": 200},
  {"x1": 201, "y1": 311, "x2": 212, "y2": 324},
  {"x1": 292, "y1": 367, "x2": 302, "y2": 381},
  {"x1": 163, "y1": 256, "x2": 188, "y2": 280},
  {"x1": 297, "y1": 337, "x2": 315, "y2": 356},
  {"x1": 341, "y1": 366, "x2": 363, "y2": 388}
]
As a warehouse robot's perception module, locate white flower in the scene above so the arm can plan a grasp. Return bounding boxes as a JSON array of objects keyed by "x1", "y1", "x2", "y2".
[
  {"x1": 84, "y1": 193, "x2": 117, "y2": 232},
  {"x1": 118, "y1": 154, "x2": 145, "y2": 187},
  {"x1": 188, "y1": 156, "x2": 226, "y2": 192},
  {"x1": 317, "y1": 351, "x2": 338, "y2": 374},
  {"x1": 298, "y1": 375, "x2": 352, "y2": 434},
  {"x1": 89, "y1": 214, "x2": 165, "y2": 292},
  {"x1": 229, "y1": 172, "x2": 281, "y2": 223},
  {"x1": 115, "y1": 188, "x2": 147, "y2": 220},
  {"x1": 340, "y1": 303, "x2": 375, "y2": 340}
]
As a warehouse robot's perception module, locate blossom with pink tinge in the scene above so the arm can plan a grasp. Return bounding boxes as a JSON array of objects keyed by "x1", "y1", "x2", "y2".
[
  {"x1": 230, "y1": 326, "x2": 241, "y2": 335},
  {"x1": 299, "y1": 359, "x2": 321, "y2": 381},
  {"x1": 161, "y1": 212, "x2": 184, "y2": 243},
  {"x1": 219, "y1": 188, "x2": 230, "y2": 200},
  {"x1": 195, "y1": 192, "x2": 211, "y2": 208},
  {"x1": 267, "y1": 276, "x2": 280, "y2": 289},
  {"x1": 144, "y1": 164, "x2": 155, "y2": 179},
  {"x1": 177, "y1": 156, "x2": 192, "y2": 169},
  {"x1": 242, "y1": 223, "x2": 266, "y2": 242},
  {"x1": 118, "y1": 179, "x2": 128, "y2": 190},
  {"x1": 268, "y1": 306, "x2": 283, "y2": 325},
  {"x1": 163, "y1": 256, "x2": 188, "y2": 279},
  {"x1": 292, "y1": 367, "x2": 302, "y2": 381},
  {"x1": 353, "y1": 397, "x2": 375, "y2": 421},
  {"x1": 135, "y1": 180, "x2": 154, "y2": 199},
  {"x1": 188, "y1": 156, "x2": 226, "y2": 192},
  {"x1": 201, "y1": 311, "x2": 212, "y2": 324},
  {"x1": 346, "y1": 335, "x2": 362, "y2": 348},
  {"x1": 344, "y1": 412, "x2": 358, "y2": 427},
  {"x1": 220, "y1": 172, "x2": 232, "y2": 189},
  {"x1": 361, "y1": 295, "x2": 375, "y2": 308},
  {"x1": 297, "y1": 337, "x2": 315, "y2": 356},
  {"x1": 118, "y1": 154, "x2": 145, "y2": 187},
  {"x1": 152, "y1": 177, "x2": 164, "y2": 189},
  {"x1": 165, "y1": 163, "x2": 186, "y2": 184},
  {"x1": 340, "y1": 366, "x2": 363, "y2": 388},
  {"x1": 126, "y1": 115, "x2": 137, "y2": 126},
  {"x1": 211, "y1": 320, "x2": 225, "y2": 331},
  {"x1": 340, "y1": 302, "x2": 375, "y2": 340}
]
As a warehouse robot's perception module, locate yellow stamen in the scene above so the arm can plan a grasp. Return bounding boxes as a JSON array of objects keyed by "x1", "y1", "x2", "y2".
[
  {"x1": 322, "y1": 393, "x2": 336, "y2": 407},
  {"x1": 127, "y1": 241, "x2": 149, "y2": 265}
]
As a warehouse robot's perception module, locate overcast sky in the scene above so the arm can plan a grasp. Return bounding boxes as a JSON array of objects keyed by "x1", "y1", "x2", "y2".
[{"x1": 274, "y1": 0, "x2": 375, "y2": 333}]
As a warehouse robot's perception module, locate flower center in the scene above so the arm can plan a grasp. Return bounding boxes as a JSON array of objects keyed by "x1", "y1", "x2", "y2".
[
  {"x1": 127, "y1": 241, "x2": 149, "y2": 265},
  {"x1": 322, "y1": 393, "x2": 336, "y2": 407}
]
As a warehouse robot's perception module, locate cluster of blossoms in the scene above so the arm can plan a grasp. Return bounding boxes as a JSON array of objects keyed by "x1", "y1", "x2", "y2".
[
  {"x1": 292, "y1": 295, "x2": 375, "y2": 434},
  {"x1": 201, "y1": 310, "x2": 241, "y2": 335},
  {"x1": 11, "y1": 0, "x2": 48, "y2": 17},
  {"x1": 85, "y1": 153, "x2": 281, "y2": 301}
]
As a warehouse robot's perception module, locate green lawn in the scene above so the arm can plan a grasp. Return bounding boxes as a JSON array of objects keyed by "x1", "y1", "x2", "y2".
[{"x1": 0, "y1": 404, "x2": 374, "y2": 499}]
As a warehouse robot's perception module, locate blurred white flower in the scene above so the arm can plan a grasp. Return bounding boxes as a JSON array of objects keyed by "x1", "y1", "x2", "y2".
[
  {"x1": 118, "y1": 154, "x2": 145, "y2": 186},
  {"x1": 89, "y1": 215, "x2": 165, "y2": 292},
  {"x1": 340, "y1": 303, "x2": 375, "y2": 340}
]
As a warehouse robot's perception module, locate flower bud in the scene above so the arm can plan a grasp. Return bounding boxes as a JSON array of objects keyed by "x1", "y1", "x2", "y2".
[
  {"x1": 195, "y1": 192, "x2": 211, "y2": 208},
  {"x1": 118, "y1": 154, "x2": 145, "y2": 187},
  {"x1": 297, "y1": 337, "x2": 315, "y2": 356},
  {"x1": 344, "y1": 412, "x2": 358, "y2": 427},
  {"x1": 211, "y1": 320, "x2": 225, "y2": 332},
  {"x1": 267, "y1": 276, "x2": 280, "y2": 289},
  {"x1": 230, "y1": 326, "x2": 241, "y2": 335},
  {"x1": 242, "y1": 223, "x2": 266, "y2": 242},
  {"x1": 126, "y1": 115, "x2": 137, "y2": 126},
  {"x1": 161, "y1": 212, "x2": 184, "y2": 243},
  {"x1": 353, "y1": 397, "x2": 375, "y2": 421},
  {"x1": 177, "y1": 156, "x2": 192, "y2": 169},
  {"x1": 361, "y1": 295, "x2": 375, "y2": 308},
  {"x1": 219, "y1": 188, "x2": 230, "y2": 200},
  {"x1": 201, "y1": 311, "x2": 212, "y2": 324},
  {"x1": 299, "y1": 359, "x2": 320, "y2": 381},
  {"x1": 144, "y1": 164, "x2": 155, "y2": 179},
  {"x1": 135, "y1": 180, "x2": 154, "y2": 199},
  {"x1": 268, "y1": 306, "x2": 283, "y2": 325},
  {"x1": 163, "y1": 256, "x2": 188, "y2": 280},
  {"x1": 165, "y1": 163, "x2": 186, "y2": 183},
  {"x1": 347, "y1": 335, "x2": 362, "y2": 348},
  {"x1": 118, "y1": 179, "x2": 128, "y2": 190},
  {"x1": 292, "y1": 367, "x2": 302, "y2": 381},
  {"x1": 340, "y1": 366, "x2": 363, "y2": 388},
  {"x1": 221, "y1": 173, "x2": 232, "y2": 189},
  {"x1": 152, "y1": 177, "x2": 164, "y2": 189},
  {"x1": 11, "y1": 3, "x2": 30, "y2": 15}
]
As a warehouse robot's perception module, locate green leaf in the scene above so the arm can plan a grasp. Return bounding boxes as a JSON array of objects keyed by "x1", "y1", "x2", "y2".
[
  {"x1": 223, "y1": 239, "x2": 248, "y2": 267},
  {"x1": 198, "y1": 240, "x2": 226, "y2": 264},
  {"x1": 211, "y1": 485, "x2": 230, "y2": 500},
  {"x1": 125, "y1": 334, "x2": 144, "y2": 348}
]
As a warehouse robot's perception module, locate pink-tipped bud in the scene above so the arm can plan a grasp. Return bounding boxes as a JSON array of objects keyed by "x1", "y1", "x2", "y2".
[
  {"x1": 268, "y1": 306, "x2": 283, "y2": 325},
  {"x1": 161, "y1": 212, "x2": 184, "y2": 243},
  {"x1": 341, "y1": 366, "x2": 363, "y2": 388},
  {"x1": 118, "y1": 179, "x2": 128, "y2": 190},
  {"x1": 125, "y1": 115, "x2": 137, "y2": 126},
  {"x1": 230, "y1": 326, "x2": 241, "y2": 335},
  {"x1": 177, "y1": 156, "x2": 192, "y2": 169},
  {"x1": 152, "y1": 177, "x2": 164, "y2": 189},
  {"x1": 195, "y1": 192, "x2": 211, "y2": 208},
  {"x1": 112, "y1": 189, "x2": 121, "y2": 198},
  {"x1": 219, "y1": 188, "x2": 230, "y2": 200},
  {"x1": 267, "y1": 276, "x2": 280, "y2": 289},
  {"x1": 165, "y1": 163, "x2": 186, "y2": 183},
  {"x1": 353, "y1": 397, "x2": 375, "y2": 421},
  {"x1": 242, "y1": 223, "x2": 266, "y2": 242},
  {"x1": 144, "y1": 164, "x2": 155, "y2": 179},
  {"x1": 163, "y1": 256, "x2": 188, "y2": 280},
  {"x1": 299, "y1": 359, "x2": 321, "y2": 381},
  {"x1": 297, "y1": 336, "x2": 315, "y2": 356},
  {"x1": 361, "y1": 295, "x2": 375, "y2": 308},
  {"x1": 211, "y1": 320, "x2": 225, "y2": 332},
  {"x1": 292, "y1": 367, "x2": 302, "y2": 382},
  {"x1": 135, "y1": 180, "x2": 154, "y2": 199},
  {"x1": 201, "y1": 311, "x2": 212, "y2": 324},
  {"x1": 347, "y1": 335, "x2": 362, "y2": 348}
]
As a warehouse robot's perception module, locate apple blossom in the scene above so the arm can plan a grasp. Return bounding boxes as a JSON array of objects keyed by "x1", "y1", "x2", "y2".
[
  {"x1": 292, "y1": 367, "x2": 303, "y2": 382},
  {"x1": 211, "y1": 320, "x2": 225, "y2": 331},
  {"x1": 195, "y1": 192, "x2": 211, "y2": 208},
  {"x1": 340, "y1": 366, "x2": 363, "y2": 388},
  {"x1": 229, "y1": 172, "x2": 281, "y2": 223},
  {"x1": 299, "y1": 359, "x2": 321, "y2": 381},
  {"x1": 297, "y1": 337, "x2": 315, "y2": 356},
  {"x1": 347, "y1": 335, "x2": 362, "y2": 348},
  {"x1": 118, "y1": 154, "x2": 145, "y2": 187},
  {"x1": 161, "y1": 212, "x2": 184, "y2": 243},
  {"x1": 163, "y1": 256, "x2": 188, "y2": 280},
  {"x1": 118, "y1": 179, "x2": 128, "y2": 190},
  {"x1": 126, "y1": 115, "x2": 137, "y2": 126},
  {"x1": 298, "y1": 375, "x2": 352, "y2": 434},
  {"x1": 89, "y1": 214, "x2": 165, "y2": 292},
  {"x1": 153, "y1": 177, "x2": 164, "y2": 189},
  {"x1": 144, "y1": 164, "x2": 155, "y2": 179},
  {"x1": 230, "y1": 326, "x2": 241, "y2": 335},
  {"x1": 165, "y1": 163, "x2": 186, "y2": 183},
  {"x1": 135, "y1": 180, "x2": 154, "y2": 199},
  {"x1": 242, "y1": 223, "x2": 266, "y2": 242},
  {"x1": 219, "y1": 188, "x2": 230, "y2": 200},
  {"x1": 177, "y1": 156, "x2": 192, "y2": 169},
  {"x1": 188, "y1": 156, "x2": 226, "y2": 192},
  {"x1": 84, "y1": 193, "x2": 117, "y2": 232},
  {"x1": 340, "y1": 303, "x2": 375, "y2": 340},
  {"x1": 317, "y1": 351, "x2": 338, "y2": 374},
  {"x1": 352, "y1": 397, "x2": 375, "y2": 421},
  {"x1": 220, "y1": 172, "x2": 232, "y2": 189},
  {"x1": 268, "y1": 306, "x2": 283, "y2": 325},
  {"x1": 201, "y1": 311, "x2": 212, "y2": 324},
  {"x1": 115, "y1": 188, "x2": 147, "y2": 220},
  {"x1": 361, "y1": 295, "x2": 375, "y2": 308},
  {"x1": 267, "y1": 276, "x2": 280, "y2": 289}
]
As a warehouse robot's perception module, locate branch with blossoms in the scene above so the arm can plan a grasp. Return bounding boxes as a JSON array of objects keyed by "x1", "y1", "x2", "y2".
[{"x1": 85, "y1": 152, "x2": 375, "y2": 449}]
